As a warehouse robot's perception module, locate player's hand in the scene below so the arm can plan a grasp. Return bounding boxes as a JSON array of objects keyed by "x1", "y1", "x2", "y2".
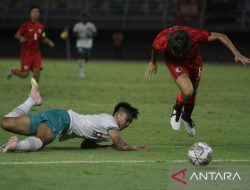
[
  {"x1": 145, "y1": 62, "x2": 157, "y2": 79},
  {"x1": 136, "y1": 145, "x2": 151, "y2": 151},
  {"x1": 235, "y1": 54, "x2": 250, "y2": 65},
  {"x1": 48, "y1": 40, "x2": 55, "y2": 47},
  {"x1": 19, "y1": 36, "x2": 26, "y2": 43}
]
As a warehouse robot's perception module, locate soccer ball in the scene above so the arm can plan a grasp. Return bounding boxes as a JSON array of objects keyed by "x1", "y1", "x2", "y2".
[{"x1": 188, "y1": 142, "x2": 213, "y2": 165}]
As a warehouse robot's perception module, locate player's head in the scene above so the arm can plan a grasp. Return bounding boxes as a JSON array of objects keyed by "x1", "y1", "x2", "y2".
[
  {"x1": 80, "y1": 12, "x2": 89, "y2": 23},
  {"x1": 113, "y1": 102, "x2": 139, "y2": 131},
  {"x1": 29, "y1": 5, "x2": 41, "y2": 21},
  {"x1": 167, "y1": 30, "x2": 192, "y2": 58}
]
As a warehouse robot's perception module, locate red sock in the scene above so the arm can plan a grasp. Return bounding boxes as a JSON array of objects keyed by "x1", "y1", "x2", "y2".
[
  {"x1": 186, "y1": 93, "x2": 196, "y2": 104},
  {"x1": 177, "y1": 91, "x2": 186, "y2": 106},
  {"x1": 177, "y1": 91, "x2": 197, "y2": 105}
]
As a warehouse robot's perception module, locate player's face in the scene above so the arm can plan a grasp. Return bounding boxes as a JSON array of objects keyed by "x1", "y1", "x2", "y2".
[
  {"x1": 115, "y1": 112, "x2": 132, "y2": 131},
  {"x1": 30, "y1": 8, "x2": 40, "y2": 21}
]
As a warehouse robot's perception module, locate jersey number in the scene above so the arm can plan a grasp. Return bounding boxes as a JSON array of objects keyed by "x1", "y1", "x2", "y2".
[
  {"x1": 93, "y1": 130, "x2": 104, "y2": 138},
  {"x1": 34, "y1": 33, "x2": 38, "y2": 41}
]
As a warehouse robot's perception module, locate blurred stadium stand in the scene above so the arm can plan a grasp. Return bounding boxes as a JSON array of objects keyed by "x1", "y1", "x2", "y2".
[{"x1": 0, "y1": 0, "x2": 250, "y2": 60}]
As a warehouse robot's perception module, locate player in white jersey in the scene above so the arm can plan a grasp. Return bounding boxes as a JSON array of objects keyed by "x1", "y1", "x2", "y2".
[
  {"x1": 73, "y1": 12, "x2": 97, "y2": 78},
  {"x1": 0, "y1": 78, "x2": 150, "y2": 153}
]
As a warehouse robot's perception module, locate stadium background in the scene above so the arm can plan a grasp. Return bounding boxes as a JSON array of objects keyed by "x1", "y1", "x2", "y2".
[
  {"x1": 0, "y1": 1, "x2": 250, "y2": 190},
  {"x1": 0, "y1": 0, "x2": 250, "y2": 61}
]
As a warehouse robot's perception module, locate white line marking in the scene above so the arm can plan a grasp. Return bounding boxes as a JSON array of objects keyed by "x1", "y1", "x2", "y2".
[{"x1": 0, "y1": 160, "x2": 250, "y2": 165}]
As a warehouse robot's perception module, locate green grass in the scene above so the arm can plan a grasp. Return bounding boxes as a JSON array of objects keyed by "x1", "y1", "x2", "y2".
[{"x1": 0, "y1": 59, "x2": 250, "y2": 190}]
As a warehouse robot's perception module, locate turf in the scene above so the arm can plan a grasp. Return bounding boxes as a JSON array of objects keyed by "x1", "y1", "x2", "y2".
[{"x1": 0, "y1": 59, "x2": 250, "y2": 190}]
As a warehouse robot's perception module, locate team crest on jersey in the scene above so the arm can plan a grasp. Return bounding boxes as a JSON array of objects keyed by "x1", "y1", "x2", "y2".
[
  {"x1": 24, "y1": 65, "x2": 30, "y2": 70},
  {"x1": 175, "y1": 66, "x2": 182, "y2": 73}
]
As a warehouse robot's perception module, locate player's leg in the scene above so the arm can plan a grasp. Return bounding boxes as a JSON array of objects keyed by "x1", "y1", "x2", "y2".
[
  {"x1": 171, "y1": 73, "x2": 194, "y2": 130},
  {"x1": 4, "y1": 78, "x2": 42, "y2": 119},
  {"x1": 76, "y1": 47, "x2": 85, "y2": 78},
  {"x1": 181, "y1": 65, "x2": 202, "y2": 136},
  {"x1": 13, "y1": 113, "x2": 62, "y2": 152},
  {"x1": 7, "y1": 69, "x2": 29, "y2": 80},
  {"x1": 0, "y1": 115, "x2": 33, "y2": 153},
  {"x1": 32, "y1": 52, "x2": 43, "y2": 83},
  {"x1": 1, "y1": 109, "x2": 68, "y2": 152},
  {"x1": 166, "y1": 63, "x2": 193, "y2": 130},
  {"x1": 35, "y1": 123, "x2": 54, "y2": 146},
  {"x1": 33, "y1": 69, "x2": 41, "y2": 84},
  {"x1": 2, "y1": 122, "x2": 53, "y2": 152},
  {"x1": 7, "y1": 51, "x2": 30, "y2": 80},
  {"x1": 1, "y1": 116, "x2": 31, "y2": 135}
]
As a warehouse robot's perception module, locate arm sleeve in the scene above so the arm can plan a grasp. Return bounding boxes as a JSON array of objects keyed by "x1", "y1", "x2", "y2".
[
  {"x1": 152, "y1": 29, "x2": 168, "y2": 53},
  {"x1": 191, "y1": 28, "x2": 211, "y2": 42}
]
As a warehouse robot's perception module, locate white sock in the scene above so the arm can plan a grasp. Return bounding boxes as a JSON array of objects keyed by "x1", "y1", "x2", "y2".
[
  {"x1": 16, "y1": 136, "x2": 43, "y2": 151},
  {"x1": 78, "y1": 59, "x2": 85, "y2": 77},
  {"x1": 5, "y1": 97, "x2": 35, "y2": 117}
]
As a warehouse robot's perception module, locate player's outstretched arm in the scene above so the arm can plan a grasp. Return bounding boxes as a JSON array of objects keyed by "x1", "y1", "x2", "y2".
[
  {"x1": 210, "y1": 32, "x2": 250, "y2": 65},
  {"x1": 41, "y1": 36, "x2": 55, "y2": 47},
  {"x1": 108, "y1": 129, "x2": 151, "y2": 151},
  {"x1": 145, "y1": 50, "x2": 158, "y2": 79}
]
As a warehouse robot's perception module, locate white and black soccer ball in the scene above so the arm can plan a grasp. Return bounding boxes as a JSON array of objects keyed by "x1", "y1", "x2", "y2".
[{"x1": 188, "y1": 142, "x2": 213, "y2": 166}]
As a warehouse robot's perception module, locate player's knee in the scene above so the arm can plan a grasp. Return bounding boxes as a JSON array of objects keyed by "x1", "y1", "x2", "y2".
[
  {"x1": 1, "y1": 117, "x2": 12, "y2": 130},
  {"x1": 182, "y1": 87, "x2": 194, "y2": 100}
]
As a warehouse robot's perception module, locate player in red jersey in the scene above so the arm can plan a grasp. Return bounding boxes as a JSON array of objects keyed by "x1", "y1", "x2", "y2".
[
  {"x1": 145, "y1": 26, "x2": 250, "y2": 136},
  {"x1": 7, "y1": 5, "x2": 54, "y2": 83}
]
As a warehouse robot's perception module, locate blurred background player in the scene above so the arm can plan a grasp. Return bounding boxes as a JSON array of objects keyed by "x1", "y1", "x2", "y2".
[
  {"x1": 73, "y1": 12, "x2": 97, "y2": 78},
  {"x1": 7, "y1": 5, "x2": 55, "y2": 83},
  {"x1": 0, "y1": 78, "x2": 150, "y2": 153},
  {"x1": 145, "y1": 26, "x2": 250, "y2": 136}
]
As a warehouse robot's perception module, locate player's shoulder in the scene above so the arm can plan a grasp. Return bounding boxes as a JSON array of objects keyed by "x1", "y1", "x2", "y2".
[
  {"x1": 99, "y1": 113, "x2": 115, "y2": 121},
  {"x1": 98, "y1": 113, "x2": 117, "y2": 124},
  {"x1": 99, "y1": 113, "x2": 119, "y2": 129}
]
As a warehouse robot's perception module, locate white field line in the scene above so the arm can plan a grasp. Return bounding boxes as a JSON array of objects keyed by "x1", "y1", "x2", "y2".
[{"x1": 0, "y1": 159, "x2": 250, "y2": 165}]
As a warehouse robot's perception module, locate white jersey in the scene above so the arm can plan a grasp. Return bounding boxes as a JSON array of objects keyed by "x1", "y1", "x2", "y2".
[
  {"x1": 73, "y1": 21, "x2": 97, "y2": 48},
  {"x1": 61, "y1": 109, "x2": 119, "y2": 142}
]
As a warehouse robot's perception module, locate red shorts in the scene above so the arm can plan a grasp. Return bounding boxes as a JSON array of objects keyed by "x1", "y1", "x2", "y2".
[
  {"x1": 20, "y1": 50, "x2": 43, "y2": 72},
  {"x1": 166, "y1": 60, "x2": 202, "y2": 87}
]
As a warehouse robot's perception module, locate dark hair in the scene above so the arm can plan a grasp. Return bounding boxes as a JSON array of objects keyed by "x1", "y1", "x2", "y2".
[
  {"x1": 167, "y1": 30, "x2": 192, "y2": 58},
  {"x1": 29, "y1": 5, "x2": 41, "y2": 13},
  {"x1": 113, "y1": 102, "x2": 139, "y2": 120}
]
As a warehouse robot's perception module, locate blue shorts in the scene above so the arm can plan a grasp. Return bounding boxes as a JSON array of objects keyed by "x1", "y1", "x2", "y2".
[
  {"x1": 76, "y1": 47, "x2": 92, "y2": 57},
  {"x1": 29, "y1": 109, "x2": 70, "y2": 140}
]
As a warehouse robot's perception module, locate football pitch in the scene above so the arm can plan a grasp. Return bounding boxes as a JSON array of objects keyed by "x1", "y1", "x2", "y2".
[{"x1": 0, "y1": 59, "x2": 250, "y2": 190}]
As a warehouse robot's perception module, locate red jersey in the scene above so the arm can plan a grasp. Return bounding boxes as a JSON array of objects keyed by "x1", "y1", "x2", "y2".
[
  {"x1": 152, "y1": 26, "x2": 211, "y2": 65},
  {"x1": 16, "y1": 20, "x2": 45, "y2": 52}
]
